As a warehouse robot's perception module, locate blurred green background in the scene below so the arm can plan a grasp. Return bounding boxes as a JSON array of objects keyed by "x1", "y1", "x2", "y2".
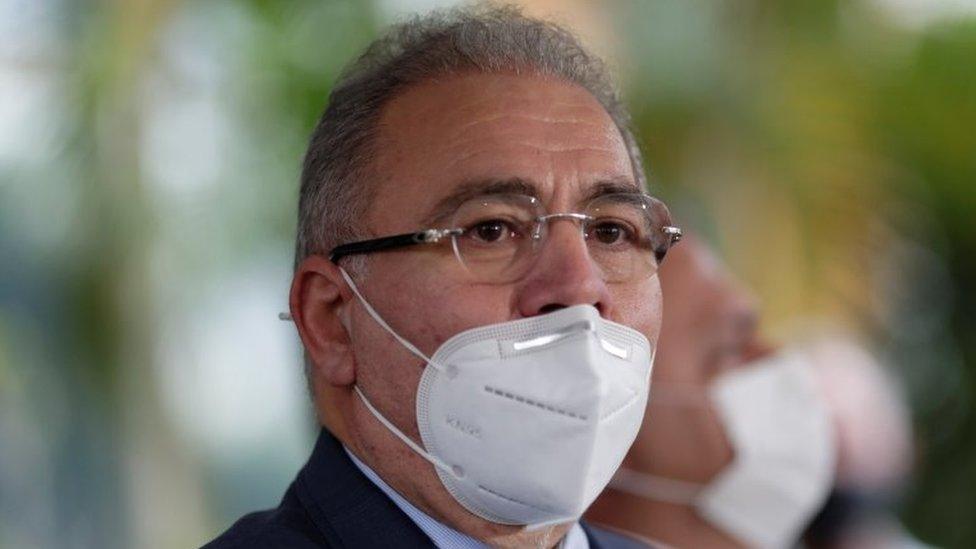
[{"x1": 0, "y1": 0, "x2": 973, "y2": 547}]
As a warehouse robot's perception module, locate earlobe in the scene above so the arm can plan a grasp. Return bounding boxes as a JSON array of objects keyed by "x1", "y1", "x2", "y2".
[{"x1": 289, "y1": 256, "x2": 356, "y2": 387}]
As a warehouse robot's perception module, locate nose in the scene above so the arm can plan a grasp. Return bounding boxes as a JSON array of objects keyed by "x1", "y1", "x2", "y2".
[
  {"x1": 727, "y1": 277, "x2": 761, "y2": 348},
  {"x1": 712, "y1": 272, "x2": 764, "y2": 371},
  {"x1": 514, "y1": 219, "x2": 612, "y2": 317}
]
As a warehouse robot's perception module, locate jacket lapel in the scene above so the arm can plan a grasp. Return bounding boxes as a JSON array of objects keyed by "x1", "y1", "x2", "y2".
[{"x1": 294, "y1": 428, "x2": 435, "y2": 548}]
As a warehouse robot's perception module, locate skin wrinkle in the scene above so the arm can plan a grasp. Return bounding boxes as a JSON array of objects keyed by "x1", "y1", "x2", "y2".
[
  {"x1": 442, "y1": 73, "x2": 609, "y2": 123},
  {"x1": 442, "y1": 87, "x2": 621, "y2": 164},
  {"x1": 442, "y1": 136, "x2": 622, "y2": 181},
  {"x1": 452, "y1": 112, "x2": 609, "y2": 133},
  {"x1": 447, "y1": 112, "x2": 620, "y2": 147},
  {"x1": 445, "y1": 148, "x2": 623, "y2": 178},
  {"x1": 444, "y1": 127, "x2": 619, "y2": 157}
]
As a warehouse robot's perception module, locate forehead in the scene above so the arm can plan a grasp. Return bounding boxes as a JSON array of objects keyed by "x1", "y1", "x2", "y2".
[{"x1": 367, "y1": 71, "x2": 637, "y2": 230}]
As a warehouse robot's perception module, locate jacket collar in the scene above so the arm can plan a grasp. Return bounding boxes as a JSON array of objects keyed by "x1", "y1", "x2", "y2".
[
  {"x1": 294, "y1": 428, "x2": 623, "y2": 548},
  {"x1": 294, "y1": 428, "x2": 434, "y2": 547}
]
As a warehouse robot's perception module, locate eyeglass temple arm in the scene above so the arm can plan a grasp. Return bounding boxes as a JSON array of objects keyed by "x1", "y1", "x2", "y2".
[
  {"x1": 329, "y1": 229, "x2": 462, "y2": 263},
  {"x1": 329, "y1": 233, "x2": 424, "y2": 263}
]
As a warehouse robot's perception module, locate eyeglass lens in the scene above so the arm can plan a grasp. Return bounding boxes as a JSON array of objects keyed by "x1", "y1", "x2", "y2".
[{"x1": 449, "y1": 193, "x2": 674, "y2": 284}]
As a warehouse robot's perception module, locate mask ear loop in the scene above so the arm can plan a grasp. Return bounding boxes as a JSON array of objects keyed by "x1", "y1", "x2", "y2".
[
  {"x1": 339, "y1": 267, "x2": 447, "y2": 373},
  {"x1": 338, "y1": 267, "x2": 462, "y2": 478},
  {"x1": 606, "y1": 382, "x2": 711, "y2": 505},
  {"x1": 353, "y1": 385, "x2": 459, "y2": 477},
  {"x1": 609, "y1": 467, "x2": 703, "y2": 505},
  {"x1": 648, "y1": 381, "x2": 711, "y2": 408}
]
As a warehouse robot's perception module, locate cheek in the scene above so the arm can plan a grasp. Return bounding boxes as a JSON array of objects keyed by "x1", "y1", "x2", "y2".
[
  {"x1": 347, "y1": 304, "x2": 426, "y2": 437},
  {"x1": 636, "y1": 402, "x2": 733, "y2": 481},
  {"x1": 427, "y1": 280, "x2": 519, "y2": 335},
  {"x1": 348, "y1": 274, "x2": 519, "y2": 432},
  {"x1": 353, "y1": 257, "x2": 519, "y2": 358},
  {"x1": 612, "y1": 276, "x2": 663, "y2": 344},
  {"x1": 647, "y1": 285, "x2": 664, "y2": 340}
]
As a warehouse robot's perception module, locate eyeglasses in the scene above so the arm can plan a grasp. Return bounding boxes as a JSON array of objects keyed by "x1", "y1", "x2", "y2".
[{"x1": 329, "y1": 192, "x2": 682, "y2": 284}]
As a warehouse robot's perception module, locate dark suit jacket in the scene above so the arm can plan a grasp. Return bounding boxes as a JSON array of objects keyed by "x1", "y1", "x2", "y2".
[{"x1": 203, "y1": 428, "x2": 648, "y2": 548}]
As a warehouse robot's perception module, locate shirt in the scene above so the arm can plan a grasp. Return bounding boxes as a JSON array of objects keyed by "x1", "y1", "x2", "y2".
[{"x1": 344, "y1": 447, "x2": 590, "y2": 549}]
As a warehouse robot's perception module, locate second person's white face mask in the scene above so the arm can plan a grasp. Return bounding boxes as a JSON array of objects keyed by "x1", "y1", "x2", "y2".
[
  {"x1": 341, "y1": 268, "x2": 655, "y2": 529},
  {"x1": 610, "y1": 351, "x2": 836, "y2": 548}
]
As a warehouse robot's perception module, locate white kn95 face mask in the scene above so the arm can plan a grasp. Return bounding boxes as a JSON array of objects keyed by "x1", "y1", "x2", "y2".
[
  {"x1": 339, "y1": 268, "x2": 655, "y2": 529},
  {"x1": 609, "y1": 351, "x2": 836, "y2": 548}
]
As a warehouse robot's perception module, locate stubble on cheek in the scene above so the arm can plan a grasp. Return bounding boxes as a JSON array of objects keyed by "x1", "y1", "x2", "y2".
[{"x1": 610, "y1": 276, "x2": 663, "y2": 343}]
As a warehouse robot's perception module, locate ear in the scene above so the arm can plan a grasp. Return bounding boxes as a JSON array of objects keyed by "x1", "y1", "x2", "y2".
[{"x1": 289, "y1": 255, "x2": 356, "y2": 387}]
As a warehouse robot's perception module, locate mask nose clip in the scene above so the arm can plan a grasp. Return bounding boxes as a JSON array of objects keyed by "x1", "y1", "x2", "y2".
[{"x1": 510, "y1": 320, "x2": 595, "y2": 352}]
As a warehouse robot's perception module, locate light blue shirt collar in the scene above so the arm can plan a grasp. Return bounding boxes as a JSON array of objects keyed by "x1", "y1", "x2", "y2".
[{"x1": 344, "y1": 447, "x2": 589, "y2": 549}]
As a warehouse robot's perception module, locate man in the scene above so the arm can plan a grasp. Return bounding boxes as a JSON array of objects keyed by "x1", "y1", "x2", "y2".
[
  {"x1": 205, "y1": 6, "x2": 680, "y2": 548},
  {"x1": 586, "y1": 236, "x2": 837, "y2": 548}
]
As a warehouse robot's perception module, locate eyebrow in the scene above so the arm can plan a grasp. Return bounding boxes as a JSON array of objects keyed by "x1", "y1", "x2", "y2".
[
  {"x1": 422, "y1": 177, "x2": 539, "y2": 226},
  {"x1": 581, "y1": 178, "x2": 643, "y2": 203}
]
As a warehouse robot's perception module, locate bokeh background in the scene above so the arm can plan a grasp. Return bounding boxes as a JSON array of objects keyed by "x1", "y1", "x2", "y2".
[{"x1": 1, "y1": 0, "x2": 973, "y2": 547}]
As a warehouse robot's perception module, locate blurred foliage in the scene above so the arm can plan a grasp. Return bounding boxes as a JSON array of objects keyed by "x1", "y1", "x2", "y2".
[
  {"x1": 612, "y1": 2, "x2": 975, "y2": 544},
  {"x1": 873, "y1": 19, "x2": 976, "y2": 545},
  {"x1": 1, "y1": 0, "x2": 973, "y2": 547},
  {"x1": 611, "y1": 2, "x2": 976, "y2": 545}
]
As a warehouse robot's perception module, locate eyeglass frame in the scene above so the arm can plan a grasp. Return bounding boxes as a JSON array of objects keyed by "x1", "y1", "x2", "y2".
[{"x1": 328, "y1": 193, "x2": 683, "y2": 269}]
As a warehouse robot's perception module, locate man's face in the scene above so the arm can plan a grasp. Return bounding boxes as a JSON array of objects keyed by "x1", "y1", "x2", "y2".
[
  {"x1": 624, "y1": 235, "x2": 764, "y2": 483},
  {"x1": 341, "y1": 71, "x2": 663, "y2": 513}
]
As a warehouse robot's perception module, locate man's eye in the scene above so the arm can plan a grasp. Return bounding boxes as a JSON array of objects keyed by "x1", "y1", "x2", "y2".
[
  {"x1": 471, "y1": 220, "x2": 514, "y2": 243},
  {"x1": 591, "y1": 221, "x2": 631, "y2": 245}
]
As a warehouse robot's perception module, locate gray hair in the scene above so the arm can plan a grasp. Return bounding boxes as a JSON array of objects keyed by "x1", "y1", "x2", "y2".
[{"x1": 294, "y1": 3, "x2": 647, "y2": 269}]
